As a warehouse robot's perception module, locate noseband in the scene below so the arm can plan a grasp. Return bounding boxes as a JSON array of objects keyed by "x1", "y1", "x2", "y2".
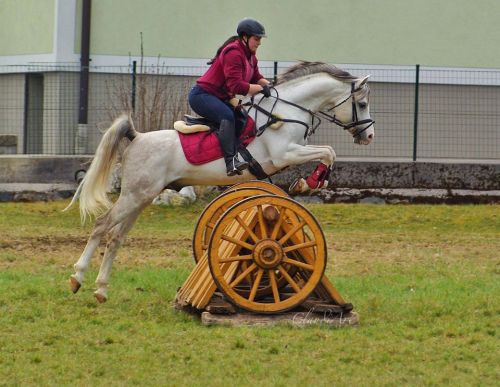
[{"x1": 247, "y1": 82, "x2": 375, "y2": 139}]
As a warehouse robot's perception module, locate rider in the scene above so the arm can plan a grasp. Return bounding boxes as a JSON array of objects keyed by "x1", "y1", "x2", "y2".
[{"x1": 188, "y1": 18, "x2": 272, "y2": 176}]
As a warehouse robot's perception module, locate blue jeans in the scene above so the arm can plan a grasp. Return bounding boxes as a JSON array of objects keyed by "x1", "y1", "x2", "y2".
[{"x1": 188, "y1": 85, "x2": 235, "y2": 125}]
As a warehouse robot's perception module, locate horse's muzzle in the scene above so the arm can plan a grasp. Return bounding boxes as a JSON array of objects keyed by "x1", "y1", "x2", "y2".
[{"x1": 354, "y1": 132, "x2": 374, "y2": 145}]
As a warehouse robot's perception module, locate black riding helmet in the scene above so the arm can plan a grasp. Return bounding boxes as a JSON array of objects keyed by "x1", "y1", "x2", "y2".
[{"x1": 237, "y1": 18, "x2": 266, "y2": 38}]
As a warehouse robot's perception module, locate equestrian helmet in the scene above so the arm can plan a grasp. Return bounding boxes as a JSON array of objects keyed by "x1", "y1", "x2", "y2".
[{"x1": 237, "y1": 18, "x2": 266, "y2": 37}]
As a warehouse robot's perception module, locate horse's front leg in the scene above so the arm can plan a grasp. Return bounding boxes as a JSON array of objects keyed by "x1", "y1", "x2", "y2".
[{"x1": 278, "y1": 144, "x2": 336, "y2": 195}]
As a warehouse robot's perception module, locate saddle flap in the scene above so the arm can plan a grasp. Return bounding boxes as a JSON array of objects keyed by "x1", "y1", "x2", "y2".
[
  {"x1": 178, "y1": 115, "x2": 256, "y2": 165},
  {"x1": 184, "y1": 114, "x2": 215, "y2": 126}
]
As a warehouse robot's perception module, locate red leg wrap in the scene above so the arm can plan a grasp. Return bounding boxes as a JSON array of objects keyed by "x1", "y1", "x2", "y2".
[{"x1": 306, "y1": 163, "x2": 330, "y2": 189}]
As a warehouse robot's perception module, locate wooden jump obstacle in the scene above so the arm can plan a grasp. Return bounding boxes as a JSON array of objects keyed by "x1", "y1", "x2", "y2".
[{"x1": 174, "y1": 181, "x2": 358, "y2": 327}]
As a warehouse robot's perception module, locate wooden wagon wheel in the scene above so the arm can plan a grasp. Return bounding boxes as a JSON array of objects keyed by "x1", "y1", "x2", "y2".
[
  {"x1": 192, "y1": 181, "x2": 287, "y2": 263},
  {"x1": 208, "y1": 195, "x2": 326, "y2": 313},
  {"x1": 223, "y1": 180, "x2": 288, "y2": 196}
]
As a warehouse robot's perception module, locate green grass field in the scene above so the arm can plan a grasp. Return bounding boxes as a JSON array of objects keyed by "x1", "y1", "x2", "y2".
[{"x1": 0, "y1": 200, "x2": 498, "y2": 386}]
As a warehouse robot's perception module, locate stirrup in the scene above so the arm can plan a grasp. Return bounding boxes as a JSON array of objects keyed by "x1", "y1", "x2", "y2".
[
  {"x1": 233, "y1": 156, "x2": 248, "y2": 172},
  {"x1": 226, "y1": 167, "x2": 242, "y2": 176},
  {"x1": 226, "y1": 163, "x2": 243, "y2": 176},
  {"x1": 226, "y1": 156, "x2": 247, "y2": 176},
  {"x1": 235, "y1": 159, "x2": 248, "y2": 171}
]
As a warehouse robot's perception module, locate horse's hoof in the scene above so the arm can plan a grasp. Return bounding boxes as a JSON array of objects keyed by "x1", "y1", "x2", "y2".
[
  {"x1": 69, "y1": 275, "x2": 81, "y2": 294},
  {"x1": 94, "y1": 290, "x2": 107, "y2": 303},
  {"x1": 288, "y1": 178, "x2": 307, "y2": 195}
]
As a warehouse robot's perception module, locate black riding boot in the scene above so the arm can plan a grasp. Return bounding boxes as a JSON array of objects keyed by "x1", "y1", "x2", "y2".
[{"x1": 217, "y1": 119, "x2": 248, "y2": 176}]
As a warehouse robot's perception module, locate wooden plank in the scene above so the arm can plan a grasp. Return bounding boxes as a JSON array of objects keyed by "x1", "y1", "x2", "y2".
[
  {"x1": 201, "y1": 311, "x2": 359, "y2": 327},
  {"x1": 205, "y1": 297, "x2": 237, "y2": 315},
  {"x1": 176, "y1": 254, "x2": 210, "y2": 303},
  {"x1": 176, "y1": 207, "x2": 258, "y2": 310},
  {"x1": 194, "y1": 209, "x2": 257, "y2": 308},
  {"x1": 301, "y1": 299, "x2": 353, "y2": 314}
]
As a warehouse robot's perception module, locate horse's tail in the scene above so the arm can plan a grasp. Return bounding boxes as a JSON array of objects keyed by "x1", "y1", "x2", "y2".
[{"x1": 64, "y1": 113, "x2": 138, "y2": 222}]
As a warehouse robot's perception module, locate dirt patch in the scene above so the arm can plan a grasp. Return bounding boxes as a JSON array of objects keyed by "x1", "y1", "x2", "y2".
[
  {"x1": 2, "y1": 231, "x2": 497, "y2": 281},
  {"x1": 0, "y1": 234, "x2": 194, "y2": 271}
]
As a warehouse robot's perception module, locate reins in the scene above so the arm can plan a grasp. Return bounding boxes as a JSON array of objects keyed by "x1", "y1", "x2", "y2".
[{"x1": 244, "y1": 82, "x2": 375, "y2": 139}]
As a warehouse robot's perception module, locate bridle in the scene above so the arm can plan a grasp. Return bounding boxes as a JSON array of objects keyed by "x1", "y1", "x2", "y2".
[{"x1": 245, "y1": 82, "x2": 375, "y2": 140}]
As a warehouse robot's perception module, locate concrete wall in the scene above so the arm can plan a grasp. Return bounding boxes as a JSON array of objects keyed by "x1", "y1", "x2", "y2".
[
  {"x1": 1, "y1": 156, "x2": 498, "y2": 191},
  {"x1": 1, "y1": 70, "x2": 499, "y2": 160},
  {"x1": 0, "y1": 156, "x2": 90, "y2": 184},
  {"x1": 0, "y1": 71, "x2": 81, "y2": 155},
  {"x1": 42, "y1": 72, "x2": 79, "y2": 154},
  {"x1": 309, "y1": 81, "x2": 500, "y2": 160},
  {"x1": 0, "y1": 71, "x2": 195, "y2": 155},
  {"x1": 2, "y1": 0, "x2": 500, "y2": 69},
  {"x1": 0, "y1": 135, "x2": 17, "y2": 154},
  {"x1": 79, "y1": 0, "x2": 500, "y2": 68},
  {"x1": 0, "y1": 74, "x2": 25, "y2": 153},
  {"x1": 273, "y1": 162, "x2": 500, "y2": 191},
  {"x1": 0, "y1": 0, "x2": 54, "y2": 56}
]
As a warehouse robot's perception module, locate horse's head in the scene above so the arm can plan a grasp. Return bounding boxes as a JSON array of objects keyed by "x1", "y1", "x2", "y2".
[
  {"x1": 329, "y1": 76, "x2": 375, "y2": 145},
  {"x1": 268, "y1": 62, "x2": 375, "y2": 145}
]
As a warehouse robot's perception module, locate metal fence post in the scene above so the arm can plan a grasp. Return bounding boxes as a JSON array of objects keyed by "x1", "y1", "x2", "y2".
[
  {"x1": 75, "y1": 0, "x2": 92, "y2": 155},
  {"x1": 23, "y1": 74, "x2": 29, "y2": 154},
  {"x1": 131, "y1": 60, "x2": 137, "y2": 112},
  {"x1": 412, "y1": 64, "x2": 420, "y2": 161}
]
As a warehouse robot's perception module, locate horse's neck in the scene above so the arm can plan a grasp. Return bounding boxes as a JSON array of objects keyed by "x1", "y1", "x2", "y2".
[
  {"x1": 246, "y1": 74, "x2": 350, "y2": 140},
  {"x1": 276, "y1": 74, "x2": 349, "y2": 112}
]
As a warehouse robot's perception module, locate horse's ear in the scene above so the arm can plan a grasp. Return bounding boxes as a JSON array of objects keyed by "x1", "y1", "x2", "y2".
[{"x1": 354, "y1": 75, "x2": 370, "y2": 90}]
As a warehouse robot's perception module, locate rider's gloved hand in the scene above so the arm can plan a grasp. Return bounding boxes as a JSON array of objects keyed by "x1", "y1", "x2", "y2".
[{"x1": 261, "y1": 85, "x2": 271, "y2": 98}]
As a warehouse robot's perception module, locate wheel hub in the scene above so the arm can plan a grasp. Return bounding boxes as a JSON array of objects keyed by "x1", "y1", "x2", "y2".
[{"x1": 253, "y1": 239, "x2": 284, "y2": 269}]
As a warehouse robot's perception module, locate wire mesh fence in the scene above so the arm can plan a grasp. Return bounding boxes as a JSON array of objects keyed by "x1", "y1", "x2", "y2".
[{"x1": 0, "y1": 63, "x2": 498, "y2": 161}]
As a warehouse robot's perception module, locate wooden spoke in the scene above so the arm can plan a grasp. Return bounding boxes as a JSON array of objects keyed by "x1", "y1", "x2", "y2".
[
  {"x1": 277, "y1": 265, "x2": 301, "y2": 293},
  {"x1": 268, "y1": 269, "x2": 280, "y2": 303},
  {"x1": 278, "y1": 219, "x2": 306, "y2": 245},
  {"x1": 248, "y1": 269, "x2": 264, "y2": 301},
  {"x1": 219, "y1": 205, "x2": 230, "y2": 214},
  {"x1": 240, "y1": 261, "x2": 252, "y2": 286},
  {"x1": 235, "y1": 215, "x2": 259, "y2": 243},
  {"x1": 218, "y1": 254, "x2": 253, "y2": 263},
  {"x1": 283, "y1": 240, "x2": 317, "y2": 253},
  {"x1": 220, "y1": 234, "x2": 254, "y2": 250},
  {"x1": 192, "y1": 187, "x2": 277, "y2": 263},
  {"x1": 257, "y1": 205, "x2": 268, "y2": 238},
  {"x1": 282, "y1": 256, "x2": 314, "y2": 271},
  {"x1": 229, "y1": 263, "x2": 257, "y2": 288}
]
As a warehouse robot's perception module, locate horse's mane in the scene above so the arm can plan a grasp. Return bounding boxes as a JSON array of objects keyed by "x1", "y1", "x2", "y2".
[{"x1": 275, "y1": 61, "x2": 357, "y2": 85}]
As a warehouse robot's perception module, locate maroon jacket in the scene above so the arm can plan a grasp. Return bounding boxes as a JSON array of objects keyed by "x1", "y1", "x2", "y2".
[{"x1": 197, "y1": 39, "x2": 264, "y2": 100}]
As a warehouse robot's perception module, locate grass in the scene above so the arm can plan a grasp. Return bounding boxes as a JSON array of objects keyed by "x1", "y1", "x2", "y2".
[{"x1": 0, "y1": 200, "x2": 499, "y2": 386}]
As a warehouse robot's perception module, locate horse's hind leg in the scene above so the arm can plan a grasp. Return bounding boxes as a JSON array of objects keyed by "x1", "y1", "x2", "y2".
[
  {"x1": 70, "y1": 214, "x2": 111, "y2": 293},
  {"x1": 90, "y1": 186, "x2": 161, "y2": 302},
  {"x1": 93, "y1": 208, "x2": 143, "y2": 303},
  {"x1": 69, "y1": 198, "x2": 141, "y2": 294}
]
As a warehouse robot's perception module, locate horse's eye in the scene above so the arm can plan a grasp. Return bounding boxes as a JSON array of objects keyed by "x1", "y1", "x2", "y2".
[{"x1": 358, "y1": 102, "x2": 367, "y2": 109}]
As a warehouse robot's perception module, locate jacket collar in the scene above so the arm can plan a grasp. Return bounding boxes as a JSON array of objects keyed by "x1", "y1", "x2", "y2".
[{"x1": 237, "y1": 38, "x2": 252, "y2": 59}]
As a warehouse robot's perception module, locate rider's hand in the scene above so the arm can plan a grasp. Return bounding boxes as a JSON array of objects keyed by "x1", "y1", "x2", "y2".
[{"x1": 261, "y1": 85, "x2": 271, "y2": 98}]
